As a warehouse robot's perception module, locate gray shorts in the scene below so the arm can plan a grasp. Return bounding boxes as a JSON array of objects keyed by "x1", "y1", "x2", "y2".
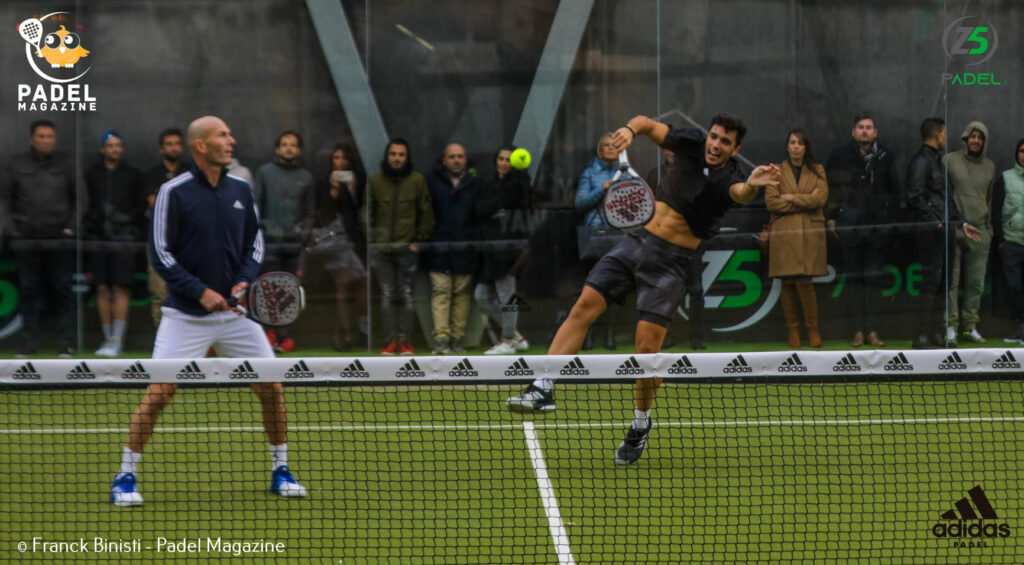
[{"x1": 584, "y1": 229, "x2": 696, "y2": 327}]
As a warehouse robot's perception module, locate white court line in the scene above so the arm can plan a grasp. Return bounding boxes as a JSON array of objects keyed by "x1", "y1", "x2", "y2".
[
  {"x1": 523, "y1": 421, "x2": 576, "y2": 565},
  {"x1": 2, "y1": 415, "x2": 1024, "y2": 434}
]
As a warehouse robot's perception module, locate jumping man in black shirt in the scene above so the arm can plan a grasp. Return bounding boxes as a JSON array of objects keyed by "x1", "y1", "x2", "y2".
[{"x1": 505, "y1": 113, "x2": 781, "y2": 465}]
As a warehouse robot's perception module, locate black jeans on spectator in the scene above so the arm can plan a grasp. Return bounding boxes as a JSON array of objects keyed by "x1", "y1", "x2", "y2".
[
  {"x1": 914, "y1": 225, "x2": 955, "y2": 336},
  {"x1": 1000, "y1": 240, "x2": 1024, "y2": 321},
  {"x1": 16, "y1": 246, "x2": 74, "y2": 351},
  {"x1": 372, "y1": 248, "x2": 418, "y2": 341}
]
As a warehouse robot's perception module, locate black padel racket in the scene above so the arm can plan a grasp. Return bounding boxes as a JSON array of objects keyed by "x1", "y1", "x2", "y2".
[
  {"x1": 602, "y1": 150, "x2": 656, "y2": 231},
  {"x1": 228, "y1": 271, "x2": 306, "y2": 326}
]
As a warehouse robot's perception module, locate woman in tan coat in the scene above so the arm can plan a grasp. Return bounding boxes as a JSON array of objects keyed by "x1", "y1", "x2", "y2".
[{"x1": 766, "y1": 129, "x2": 829, "y2": 347}]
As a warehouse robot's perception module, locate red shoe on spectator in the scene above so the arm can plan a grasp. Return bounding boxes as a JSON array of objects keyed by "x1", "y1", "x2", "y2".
[
  {"x1": 277, "y1": 338, "x2": 295, "y2": 353},
  {"x1": 398, "y1": 339, "x2": 415, "y2": 355},
  {"x1": 380, "y1": 340, "x2": 398, "y2": 355},
  {"x1": 266, "y1": 330, "x2": 279, "y2": 347}
]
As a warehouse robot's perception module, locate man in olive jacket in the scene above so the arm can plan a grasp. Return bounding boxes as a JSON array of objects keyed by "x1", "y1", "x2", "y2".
[
  {"x1": 943, "y1": 120, "x2": 995, "y2": 344},
  {"x1": 367, "y1": 138, "x2": 434, "y2": 355}
]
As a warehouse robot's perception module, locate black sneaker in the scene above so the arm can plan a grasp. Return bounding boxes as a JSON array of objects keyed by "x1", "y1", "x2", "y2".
[
  {"x1": 1005, "y1": 324, "x2": 1024, "y2": 344},
  {"x1": 614, "y1": 418, "x2": 653, "y2": 465},
  {"x1": 505, "y1": 384, "x2": 556, "y2": 412},
  {"x1": 449, "y1": 336, "x2": 466, "y2": 354}
]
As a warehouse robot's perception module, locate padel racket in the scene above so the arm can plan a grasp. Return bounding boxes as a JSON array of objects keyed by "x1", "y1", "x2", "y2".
[
  {"x1": 228, "y1": 271, "x2": 306, "y2": 326},
  {"x1": 602, "y1": 150, "x2": 656, "y2": 230},
  {"x1": 18, "y1": 18, "x2": 44, "y2": 52}
]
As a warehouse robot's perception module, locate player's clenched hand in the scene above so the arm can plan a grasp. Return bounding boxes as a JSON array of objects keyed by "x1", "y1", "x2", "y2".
[
  {"x1": 200, "y1": 288, "x2": 229, "y2": 312},
  {"x1": 749, "y1": 164, "x2": 782, "y2": 188},
  {"x1": 611, "y1": 127, "x2": 634, "y2": 153}
]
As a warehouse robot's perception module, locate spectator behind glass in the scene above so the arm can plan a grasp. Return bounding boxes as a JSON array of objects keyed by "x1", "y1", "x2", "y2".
[
  {"x1": 252, "y1": 130, "x2": 315, "y2": 353},
  {"x1": 474, "y1": 144, "x2": 531, "y2": 355},
  {"x1": 425, "y1": 143, "x2": 483, "y2": 355},
  {"x1": 368, "y1": 138, "x2": 434, "y2": 355},
  {"x1": 765, "y1": 128, "x2": 829, "y2": 349},
  {"x1": 0, "y1": 119, "x2": 81, "y2": 357},
  {"x1": 141, "y1": 128, "x2": 188, "y2": 326},
  {"x1": 83, "y1": 129, "x2": 146, "y2": 357},
  {"x1": 991, "y1": 138, "x2": 1024, "y2": 343},
  {"x1": 298, "y1": 142, "x2": 368, "y2": 351}
]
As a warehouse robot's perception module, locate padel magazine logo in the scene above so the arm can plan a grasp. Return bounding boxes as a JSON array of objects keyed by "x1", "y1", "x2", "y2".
[
  {"x1": 16, "y1": 11, "x2": 97, "y2": 111},
  {"x1": 931, "y1": 485, "x2": 1011, "y2": 548}
]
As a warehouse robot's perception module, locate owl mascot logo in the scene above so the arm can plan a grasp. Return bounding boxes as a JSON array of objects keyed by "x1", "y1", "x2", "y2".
[
  {"x1": 18, "y1": 13, "x2": 92, "y2": 82},
  {"x1": 36, "y1": 25, "x2": 90, "y2": 68}
]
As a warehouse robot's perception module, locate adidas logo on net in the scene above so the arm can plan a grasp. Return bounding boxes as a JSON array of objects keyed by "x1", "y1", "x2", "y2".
[
  {"x1": 339, "y1": 359, "x2": 370, "y2": 379},
  {"x1": 992, "y1": 351, "x2": 1021, "y2": 370},
  {"x1": 395, "y1": 359, "x2": 425, "y2": 378},
  {"x1": 229, "y1": 360, "x2": 259, "y2": 380},
  {"x1": 559, "y1": 356, "x2": 589, "y2": 376},
  {"x1": 175, "y1": 361, "x2": 206, "y2": 380},
  {"x1": 931, "y1": 485, "x2": 1011, "y2": 546},
  {"x1": 12, "y1": 362, "x2": 42, "y2": 380},
  {"x1": 777, "y1": 353, "x2": 807, "y2": 373},
  {"x1": 884, "y1": 352, "x2": 914, "y2": 372},
  {"x1": 284, "y1": 360, "x2": 314, "y2": 379},
  {"x1": 615, "y1": 356, "x2": 645, "y2": 376},
  {"x1": 66, "y1": 361, "x2": 96, "y2": 380},
  {"x1": 723, "y1": 355, "x2": 752, "y2": 374},
  {"x1": 938, "y1": 351, "x2": 968, "y2": 371},
  {"x1": 449, "y1": 358, "x2": 479, "y2": 377},
  {"x1": 833, "y1": 353, "x2": 862, "y2": 372},
  {"x1": 121, "y1": 361, "x2": 151, "y2": 380},
  {"x1": 504, "y1": 357, "x2": 534, "y2": 377},
  {"x1": 667, "y1": 356, "x2": 698, "y2": 375}
]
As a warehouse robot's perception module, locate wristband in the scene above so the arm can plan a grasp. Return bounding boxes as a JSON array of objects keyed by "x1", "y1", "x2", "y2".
[{"x1": 624, "y1": 124, "x2": 637, "y2": 139}]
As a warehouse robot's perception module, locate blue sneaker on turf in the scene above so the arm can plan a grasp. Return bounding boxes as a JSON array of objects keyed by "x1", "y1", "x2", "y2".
[
  {"x1": 110, "y1": 473, "x2": 143, "y2": 507},
  {"x1": 269, "y1": 465, "x2": 307, "y2": 497}
]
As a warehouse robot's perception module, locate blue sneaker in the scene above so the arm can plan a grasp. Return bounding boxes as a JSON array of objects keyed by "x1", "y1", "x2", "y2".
[
  {"x1": 110, "y1": 473, "x2": 143, "y2": 507},
  {"x1": 269, "y1": 465, "x2": 307, "y2": 497}
]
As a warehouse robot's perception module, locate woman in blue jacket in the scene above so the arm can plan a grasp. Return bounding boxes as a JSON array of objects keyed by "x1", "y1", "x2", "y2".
[{"x1": 575, "y1": 132, "x2": 619, "y2": 226}]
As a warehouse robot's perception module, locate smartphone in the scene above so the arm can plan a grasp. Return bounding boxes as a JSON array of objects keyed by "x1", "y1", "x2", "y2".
[{"x1": 337, "y1": 170, "x2": 355, "y2": 183}]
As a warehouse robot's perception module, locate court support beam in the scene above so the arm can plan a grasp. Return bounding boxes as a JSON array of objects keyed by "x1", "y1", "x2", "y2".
[
  {"x1": 512, "y1": 0, "x2": 595, "y2": 177},
  {"x1": 305, "y1": 0, "x2": 389, "y2": 174}
]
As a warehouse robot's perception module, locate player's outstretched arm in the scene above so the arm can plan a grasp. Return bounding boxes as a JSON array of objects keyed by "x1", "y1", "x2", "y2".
[
  {"x1": 611, "y1": 116, "x2": 671, "y2": 153},
  {"x1": 729, "y1": 164, "x2": 782, "y2": 204}
]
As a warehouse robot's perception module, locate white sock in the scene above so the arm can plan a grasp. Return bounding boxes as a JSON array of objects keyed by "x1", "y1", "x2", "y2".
[
  {"x1": 532, "y1": 378, "x2": 553, "y2": 392},
  {"x1": 102, "y1": 324, "x2": 113, "y2": 341},
  {"x1": 119, "y1": 447, "x2": 142, "y2": 475},
  {"x1": 632, "y1": 408, "x2": 650, "y2": 430},
  {"x1": 112, "y1": 320, "x2": 127, "y2": 347},
  {"x1": 270, "y1": 443, "x2": 288, "y2": 470}
]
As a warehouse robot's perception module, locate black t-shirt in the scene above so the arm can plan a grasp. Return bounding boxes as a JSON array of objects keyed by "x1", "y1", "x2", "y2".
[{"x1": 658, "y1": 125, "x2": 746, "y2": 239}]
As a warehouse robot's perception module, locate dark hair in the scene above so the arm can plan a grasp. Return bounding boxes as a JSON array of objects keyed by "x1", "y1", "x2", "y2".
[
  {"x1": 1015, "y1": 138, "x2": 1024, "y2": 164},
  {"x1": 385, "y1": 137, "x2": 411, "y2": 161},
  {"x1": 920, "y1": 117, "x2": 945, "y2": 142},
  {"x1": 709, "y1": 113, "x2": 747, "y2": 146},
  {"x1": 495, "y1": 143, "x2": 517, "y2": 162},
  {"x1": 30, "y1": 119, "x2": 55, "y2": 135},
  {"x1": 158, "y1": 128, "x2": 183, "y2": 146},
  {"x1": 785, "y1": 128, "x2": 822, "y2": 178},
  {"x1": 852, "y1": 112, "x2": 875, "y2": 128},
  {"x1": 275, "y1": 130, "x2": 303, "y2": 148}
]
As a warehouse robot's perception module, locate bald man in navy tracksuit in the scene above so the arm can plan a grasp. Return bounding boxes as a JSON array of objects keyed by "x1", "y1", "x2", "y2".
[{"x1": 110, "y1": 116, "x2": 306, "y2": 506}]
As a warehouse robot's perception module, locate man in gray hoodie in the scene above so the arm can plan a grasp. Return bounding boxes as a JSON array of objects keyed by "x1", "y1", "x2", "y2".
[{"x1": 943, "y1": 121, "x2": 995, "y2": 344}]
